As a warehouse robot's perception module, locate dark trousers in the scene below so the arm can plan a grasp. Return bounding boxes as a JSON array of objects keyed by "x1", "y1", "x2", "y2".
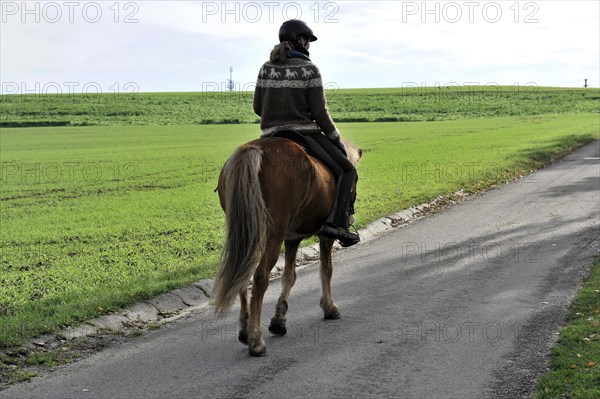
[{"x1": 303, "y1": 133, "x2": 357, "y2": 227}]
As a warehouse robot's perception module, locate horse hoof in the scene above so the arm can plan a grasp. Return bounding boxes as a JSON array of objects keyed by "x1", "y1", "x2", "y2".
[
  {"x1": 268, "y1": 319, "x2": 287, "y2": 336},
  {"x1": 238, "y1": 332, "x2": 248, "y2": 345},
  {"x1": 249, "y1": 346, "x2": 267, "y2": 357},
  {"x1": 324, "y1": 309, "x2": 341, "y2": 320}
]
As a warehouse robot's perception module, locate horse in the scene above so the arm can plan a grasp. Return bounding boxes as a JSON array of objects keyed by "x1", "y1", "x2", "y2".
[{"x1": 212, "y1": 134, "x2": 361, "y2": 356}]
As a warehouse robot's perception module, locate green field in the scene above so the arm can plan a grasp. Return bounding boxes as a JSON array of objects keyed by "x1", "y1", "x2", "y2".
[
  {"x1": 1, "y1": 86, "x2": 598, "y2": 127},
  {"x1": 1, "y1": 88, "x2": 599, "y2": 350}
]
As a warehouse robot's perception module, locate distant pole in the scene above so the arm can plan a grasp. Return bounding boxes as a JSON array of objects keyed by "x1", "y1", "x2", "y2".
[
  {"x1": 227, "y1": 66, "x2": 234, "y2": 92},
  {"x1": 584, "y1": 79, "x2": 588, "y2": 88}
]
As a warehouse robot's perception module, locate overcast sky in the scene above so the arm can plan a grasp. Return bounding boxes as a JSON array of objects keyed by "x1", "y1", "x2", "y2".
[{"x1": 1, "y1": 1, "x2": 598, "y2": 94}]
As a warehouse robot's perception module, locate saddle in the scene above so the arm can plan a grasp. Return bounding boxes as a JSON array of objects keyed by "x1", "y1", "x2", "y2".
[{"x1": 270, "y1": 130, "x2": 347, "y2": 158}]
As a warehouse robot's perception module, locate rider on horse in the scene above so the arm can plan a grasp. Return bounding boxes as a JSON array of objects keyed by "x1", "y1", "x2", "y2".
[{"x1": 253, "y1": 19, "x2": 360, "y2": 247}]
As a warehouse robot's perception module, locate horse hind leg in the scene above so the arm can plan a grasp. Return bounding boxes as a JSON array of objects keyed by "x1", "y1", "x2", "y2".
[
  {"x1": 269, "y1": 240, "x2": 301, "y2": 336},
  {"x1": 238, "y1": 287, "x2": 249, "y2": 345},
  {"x1": 247, "y1": 236, "x2": 284, "y2": 357},
  {"x1": 319, "y1": 236, "x2": 340, "y2": 320}
]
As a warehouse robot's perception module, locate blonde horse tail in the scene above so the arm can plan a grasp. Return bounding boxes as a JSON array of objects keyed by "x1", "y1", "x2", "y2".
[{"x1": 213, "y1": 145, "x2": 268, "y2": 315}]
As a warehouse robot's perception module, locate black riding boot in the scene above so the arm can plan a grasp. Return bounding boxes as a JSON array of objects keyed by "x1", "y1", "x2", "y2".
[{"x1": 321, "y1": 176, "x2": 360, "y2": 247}]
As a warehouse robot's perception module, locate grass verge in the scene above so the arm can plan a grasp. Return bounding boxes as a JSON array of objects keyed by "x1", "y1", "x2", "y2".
[
  {"x1": 534, "y1": 258, "x2": 600, "y2": 399},
  {"x1": 0, "y1": 332, "x2": 133, "y2": 390}
]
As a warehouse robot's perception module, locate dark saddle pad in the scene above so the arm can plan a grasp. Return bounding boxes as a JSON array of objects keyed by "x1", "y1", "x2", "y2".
[{"x1": 270, "y1": 130, "x2": 314, "y2": 157}]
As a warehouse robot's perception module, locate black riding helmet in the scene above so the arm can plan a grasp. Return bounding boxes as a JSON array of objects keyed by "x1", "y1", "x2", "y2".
[{"x1": 278, "y1": 19, "x2": 318, "y2": 43}]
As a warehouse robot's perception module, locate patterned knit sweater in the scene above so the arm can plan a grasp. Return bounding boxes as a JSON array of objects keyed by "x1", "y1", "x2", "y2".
[{"x1": 253, "y1": 57, "x2": 339, "y2": 140}]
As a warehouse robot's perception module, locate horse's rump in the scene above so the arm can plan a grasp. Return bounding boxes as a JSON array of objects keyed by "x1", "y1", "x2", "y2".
[{"x1": 257, "y1": 137, "x2": 336, "y2": 236}]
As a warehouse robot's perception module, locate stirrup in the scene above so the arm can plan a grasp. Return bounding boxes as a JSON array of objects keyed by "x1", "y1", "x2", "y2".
[
  {"x1": 322, "y1": 223, "x2": 360, "y2": 247},
  {"x1": 339, "y1": 224, "x2": 360, "y2": 247}
]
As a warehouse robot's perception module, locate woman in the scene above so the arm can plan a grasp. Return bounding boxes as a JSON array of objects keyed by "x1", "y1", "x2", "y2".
[{"x1": 253, "y1": 19, "x2": 359, "y2": 247}]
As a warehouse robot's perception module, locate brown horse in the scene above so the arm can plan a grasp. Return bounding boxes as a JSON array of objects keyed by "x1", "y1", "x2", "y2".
[{"x1": 213, "y1": 135, "x2": 361, "y2": 356}]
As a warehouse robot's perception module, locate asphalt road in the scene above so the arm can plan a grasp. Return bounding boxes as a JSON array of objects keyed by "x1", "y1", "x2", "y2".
[{"x1": 2, "y1": 141, "x2": 599, "y2": 399}]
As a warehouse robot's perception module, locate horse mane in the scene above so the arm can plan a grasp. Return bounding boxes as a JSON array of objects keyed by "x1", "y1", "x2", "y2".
[{"x1": 342, "y1": 139, "x2": 362, "y2": 167}]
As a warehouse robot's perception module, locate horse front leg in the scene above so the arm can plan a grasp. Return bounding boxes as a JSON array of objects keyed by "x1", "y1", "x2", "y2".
[
  {"x1": 247, "y1": 239, "x2": 282, "y2": 356},
  {"x1": 319, "y1": 236, "x2": 340, "y2": 319},
  {"x1": 269, "y1": 240, "x2": 300, "y2": 336}
]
